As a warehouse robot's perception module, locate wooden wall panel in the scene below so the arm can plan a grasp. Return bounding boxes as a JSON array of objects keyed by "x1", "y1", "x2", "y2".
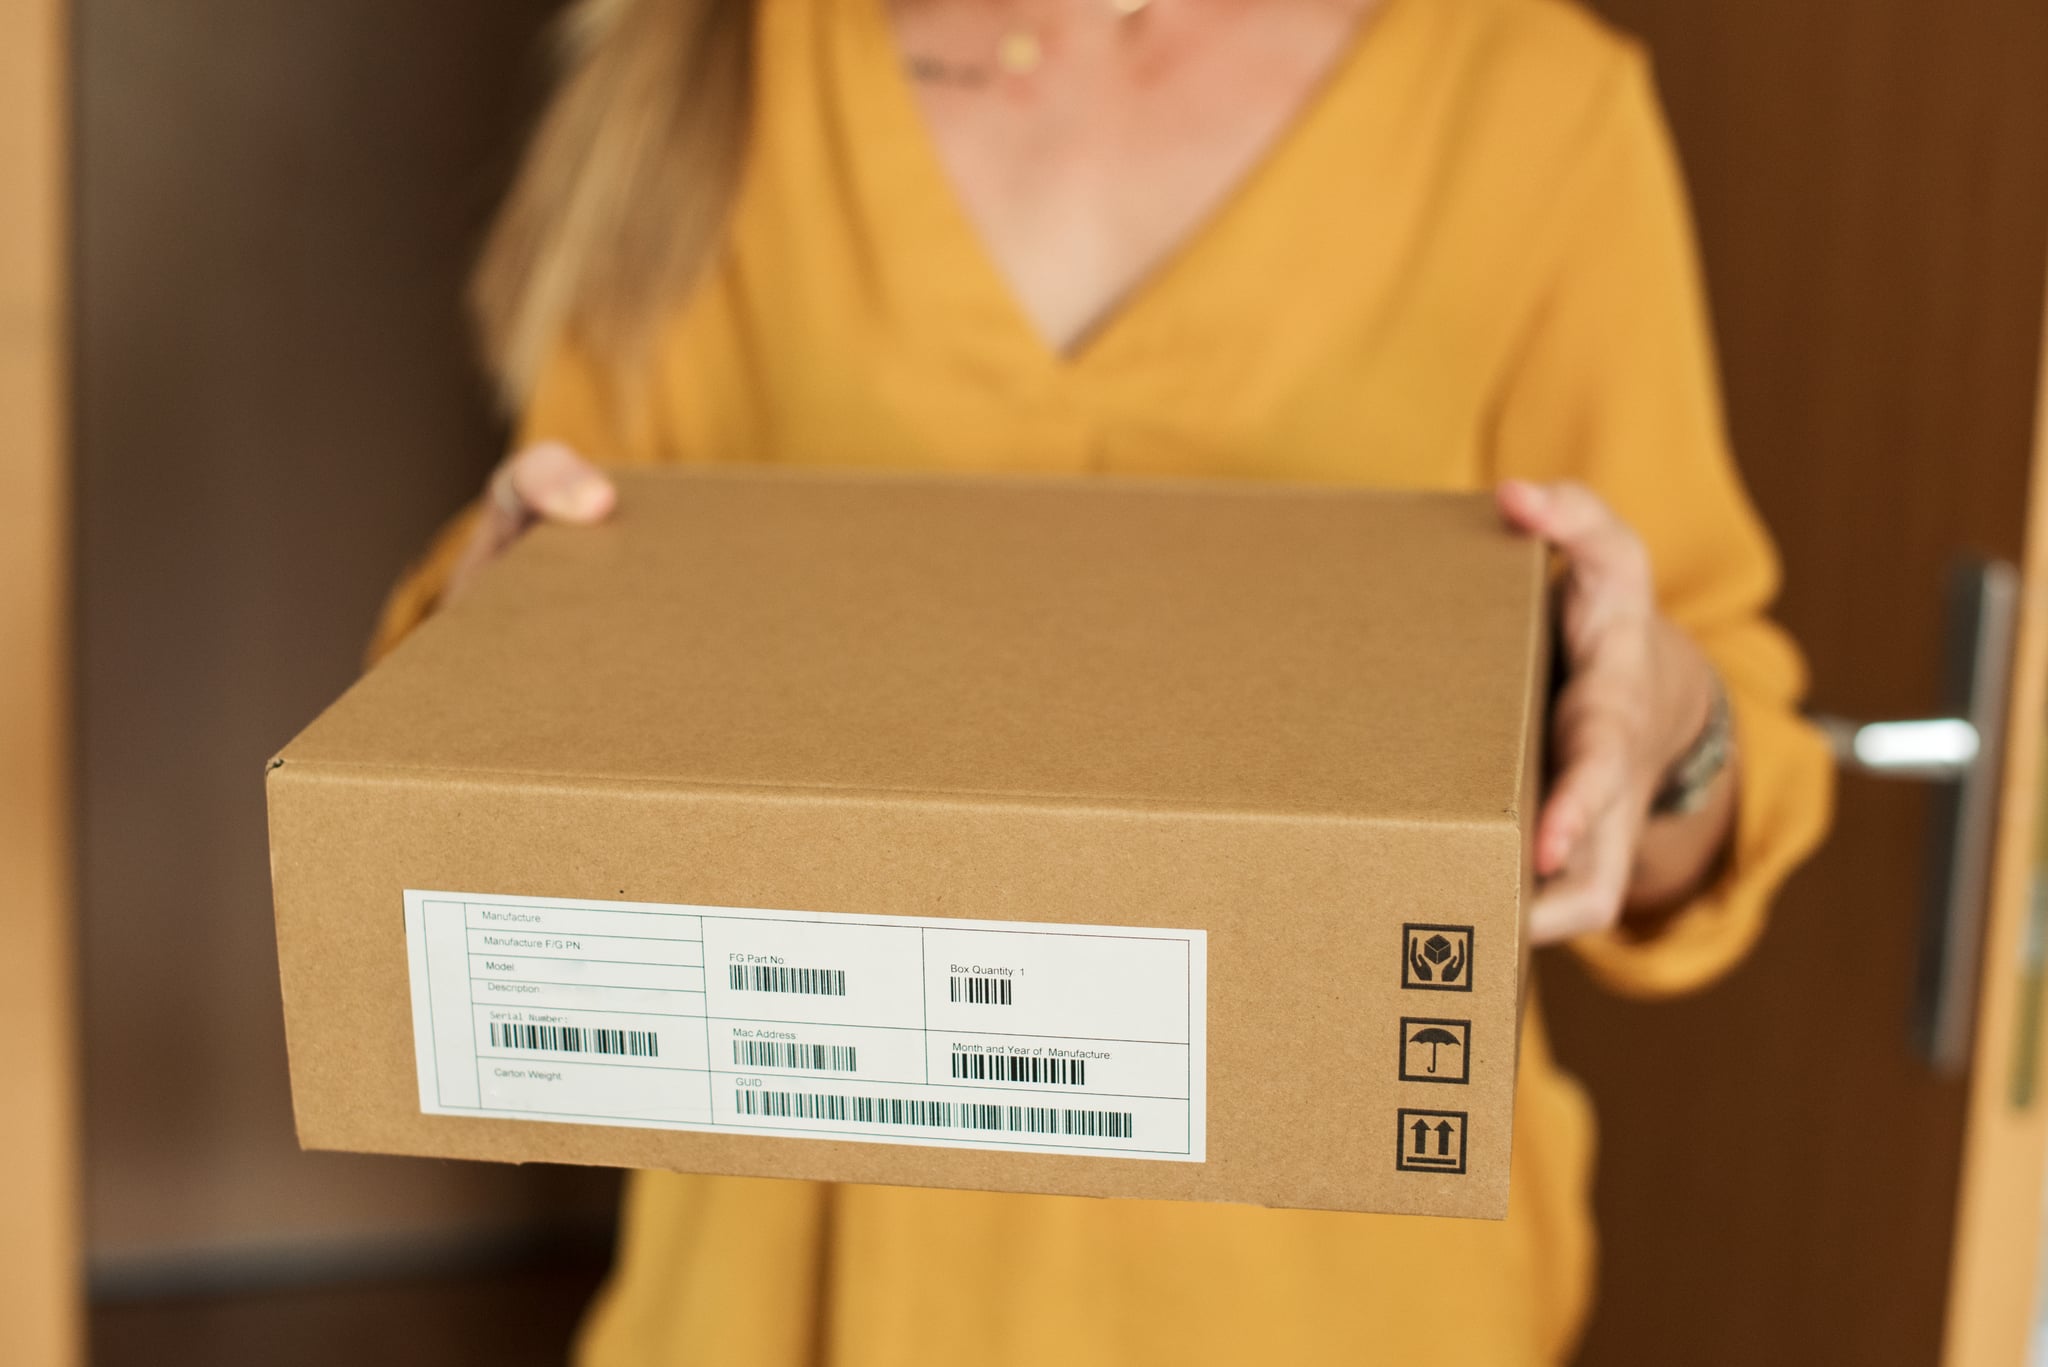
[{"x1": 0, "y1": 1, "x2": 80, "y2": 1361}]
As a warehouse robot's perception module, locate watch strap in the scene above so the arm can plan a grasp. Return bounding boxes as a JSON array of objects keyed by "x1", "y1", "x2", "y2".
[{"x1": 1651, "y1": 673, "x2": 1733, "y2": 817}]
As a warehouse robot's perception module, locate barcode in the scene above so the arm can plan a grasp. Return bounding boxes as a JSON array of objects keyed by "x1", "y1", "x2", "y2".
[
  {"x1": 1013, "y1": 1105, "x2": 1133, "y2": 1138},
  {"x1": 735, "y1": 1090, "x2": 954, "y2": 1127},
  {"x1": 951, "y1": 1049, "x2": 1084, "y2": 1086},
  {"x1": 487, "y1": 1022, "x2": 658, "y2": 1058},
  {"x1": 950, "y1": 975, "x2": 1013, "y2": 1005},
  {"x1": 734, "y1": 1090, "x2": 1133, "y2": 1139},
  {"x1": 732, "y1": 1039, "x2": 857, "y2": 1072},
  {"x1": 729, "y1": 964, "x2": 847, "y2": 996}
]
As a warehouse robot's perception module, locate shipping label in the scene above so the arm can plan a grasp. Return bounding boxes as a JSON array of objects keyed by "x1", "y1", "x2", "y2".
[{"x1": 403, "y1": 890, "x2": 1207, "y2": 1161}]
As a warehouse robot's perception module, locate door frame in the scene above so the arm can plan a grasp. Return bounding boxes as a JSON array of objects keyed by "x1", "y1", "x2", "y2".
[
  {"x1": 0, "y1": 0, "x2": 81, "y2": 1363},
  {"x1": 1944, "y1": 269, "x2": 2048, "y2": 1367}
]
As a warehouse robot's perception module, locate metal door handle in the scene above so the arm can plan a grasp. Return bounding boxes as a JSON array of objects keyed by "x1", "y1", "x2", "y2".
[
  {"x1": 1818, "y1": 716, "x2": 1981, "y2": 780},
  {"x1": 1809, "y1": 558, "x2": 2019, "y2": 1076}
]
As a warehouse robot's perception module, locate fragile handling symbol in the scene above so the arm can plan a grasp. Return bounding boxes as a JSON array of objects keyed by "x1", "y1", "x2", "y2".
[
  {"x1": 1401, "y1": 924, "x2": 1474, "y2": 993},
  {"x1": 1409, "y1": 934, "x2": 1464, "y2": 985}
]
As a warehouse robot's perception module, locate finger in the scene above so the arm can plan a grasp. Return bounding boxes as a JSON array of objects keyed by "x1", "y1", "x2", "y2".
[
  {"x1": 1496, "y1": 480, "x2": 1649, "y2": 591},
  {"x1": 1494, "y1": 478, "x2": 1552, "y2": 533},
  {"x1": 1529, "y1": 809, "x2": 1635, "y2": 944},
  {"x1": 503, "y1": 441, "x2": 615, "y2": 525},
  {"x1": 1536, "y1": 703, "x2": 1635, "y2": 875},
  {"x1": 452, "y1": 459, "x2": 542, "y2": 601},
  {"x1": 447, "y1": 444, "x2": 613, "y2": 605},
  {"x1": 1528, "y1": 864, "x2": 1613, "y2": 945},
  {"x1": 1536, "y1": 755, "x2": 1618, "y2": 877},
  {"x1": 445, "y1": 506, "x2": 513, "y2": 604}
]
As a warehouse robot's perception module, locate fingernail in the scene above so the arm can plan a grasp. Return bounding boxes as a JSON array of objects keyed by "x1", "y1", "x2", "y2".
[
  {"x1": 1542, "y1": 836, "x2": 1567, "y2": 873},
  {"x1": 1504, "y1": 479, "x2": 1545, "y2": 510},
  {"x1": 542, "y1": 476, "x2": 608, "y2": 521}
]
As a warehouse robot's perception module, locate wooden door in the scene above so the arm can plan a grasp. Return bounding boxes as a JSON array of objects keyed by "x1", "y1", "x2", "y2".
[
  {"x1": 1547, "y1": 2, "x2": 2048, "y2": 1363},
  {"x1": 0, "y1": 0, "x2": 79, "y2": 1364},
  {"x1": 71, "y1": 0, "x2": 612, "y2": 1289}
]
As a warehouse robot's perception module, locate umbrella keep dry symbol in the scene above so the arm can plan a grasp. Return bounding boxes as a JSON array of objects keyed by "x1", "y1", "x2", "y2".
[
  {"x1": 1398, "y1": 1016, "x2": 1470, "y2": 1084},
  {"x1": 1411, "y1": 1027, "x2": 1459, "y2": 1072}
]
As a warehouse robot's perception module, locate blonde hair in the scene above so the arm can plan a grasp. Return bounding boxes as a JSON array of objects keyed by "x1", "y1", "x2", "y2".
[{"x1": 472, "y1": 0, "x2": 755, "y2": 406}]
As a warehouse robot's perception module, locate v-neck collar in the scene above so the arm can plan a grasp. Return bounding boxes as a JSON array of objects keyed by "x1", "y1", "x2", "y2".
[{"x1": 844, "y1": 0, "x2": 1411, "y2": 377}]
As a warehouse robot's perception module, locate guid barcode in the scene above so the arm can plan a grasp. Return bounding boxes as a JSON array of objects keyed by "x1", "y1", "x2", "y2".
[
  {"x1": 949, "y1": 974, "x2": 1013, "y2": 1005},
  {"x1": 732, "y1": 1039, "x2": 858, "y2": 1072},
  {"x1": 951, "y1": 1049, "x2": 1084, "y2": 1086},
  {"x1": 487, "y1": 1022, "x2": 658, "y2": 1058},
  {"x1": 729, "y1": 964, "x2": 846, "y2": 996},
  {"x1": 734, "y1": 1090, "x2": 1133, "y2": 1138}
]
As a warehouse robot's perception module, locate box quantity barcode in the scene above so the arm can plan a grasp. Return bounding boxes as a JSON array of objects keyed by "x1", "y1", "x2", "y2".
[
  {"x1": 734, "y1": 1090, "x2": 1132, "y2": 1139},
  {"x1": 950, "y1": 975, "x2": 1013, "y2": 1005},
  {"x1": 729, "y1": 964, "x2": 846, "y2": 996},
  {"x1": 951, "y1": 1049, "x2": 1084, "y2": 1086},
  {"x1": 733, "y1": 1039, "x2": 857, "y2": 1072},
  {"x1": 488, "y1": 1022, "x2": 658, "y2": 1058}
]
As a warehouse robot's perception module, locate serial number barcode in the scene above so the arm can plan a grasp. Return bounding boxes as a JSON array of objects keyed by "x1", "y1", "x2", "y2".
[
  {"x1": 487, "y1": 1022, "x2": 658, "y2": 1058},
  {"x1": 951, "y1": 1049, "x2": 1085, "y2": 1086},
  {"x1": 729, "y1": 964, "x2": 847, "y2": 996},
  {"x1": 732, "y1": 1039, "x2": 858, "y2": 1072},
  {"x1": 950, "y1": 974, "x2": 1013, "y2": 1005},
  {"x1": 734, "y1": 1090, "x2": 1133, "y2": 1139}
]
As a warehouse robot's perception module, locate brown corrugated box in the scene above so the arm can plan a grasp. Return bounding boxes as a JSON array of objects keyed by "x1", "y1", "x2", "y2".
[{"x1": 266, "y1": 467, "x2": 1548, "y2": 1219}]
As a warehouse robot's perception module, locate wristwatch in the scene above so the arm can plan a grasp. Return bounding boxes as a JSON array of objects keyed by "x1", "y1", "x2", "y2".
[{"x1": 1651, "y1": 673, "x2": 1733, "y2": 817}]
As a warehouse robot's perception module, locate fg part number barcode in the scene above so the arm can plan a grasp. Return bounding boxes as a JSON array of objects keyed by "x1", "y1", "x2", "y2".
[
  {"x1": 732, "y1": 1039, "x2": 858, "y2": 1072},
  {"x1": 734, "y1": 1090, "x2": 1132, "y2": 1138},
  {"x1": 728, "y1": 964, "x2": 847, "y2": 996},
  {"x1": 950, "y1": 974, "x2": 1013, "y2": 1005},
  {"x1": 950, "y1": 1049, "x2": 1085, "y2": 1086},
  {"x1": 487, "y1": 1022, "x2": 659, "y2": 1058}
]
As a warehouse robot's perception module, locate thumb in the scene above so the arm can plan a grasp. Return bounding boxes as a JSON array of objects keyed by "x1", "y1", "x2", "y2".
[{"x1": 500, "y1": 441, "x2": 616, "y2": 525}]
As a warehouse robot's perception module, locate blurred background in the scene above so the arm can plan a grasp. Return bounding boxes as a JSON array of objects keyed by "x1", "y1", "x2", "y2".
[
  {"x1": 7, "y1": 1, "x2": 2048, "y2": 1364},
  {"x1": 73, "y1": 3, "x2": 628, "y2": 1362}
]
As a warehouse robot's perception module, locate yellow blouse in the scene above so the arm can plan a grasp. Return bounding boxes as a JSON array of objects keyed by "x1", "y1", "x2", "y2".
[{"x1": 378, "y1": 0, "x2": 1834, "y2": 1361}]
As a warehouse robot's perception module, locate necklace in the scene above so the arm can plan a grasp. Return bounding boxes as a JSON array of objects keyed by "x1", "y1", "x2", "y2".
[
  {"x1": 999, "y1": 0, "x2": 1152, "y2": 74},
  {"x1": 907, "y1": 0, "x2": 1155, "y2": 87}
]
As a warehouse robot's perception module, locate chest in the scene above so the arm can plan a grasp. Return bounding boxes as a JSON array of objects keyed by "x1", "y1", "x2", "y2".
[
  {"x1": 886, "y1": 0, "x2": 1381, "y2": 355},
  {"x1": 653, "y1": 0, "x2": 1546, "y2": 489}
]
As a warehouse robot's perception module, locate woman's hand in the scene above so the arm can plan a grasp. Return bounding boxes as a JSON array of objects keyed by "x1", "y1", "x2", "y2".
[
  {"x1": 445, "y1": 441, "x2": 617, "y2": 604},
  {"x1": 1496, "y1": 479, "x2": 1735, "y2": 945}
]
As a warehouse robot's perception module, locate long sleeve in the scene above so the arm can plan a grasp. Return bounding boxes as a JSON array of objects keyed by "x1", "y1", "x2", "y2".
[
  {"x1": 1487, "y1": 48, "x2": 1835, "y2": 997},
  {"x1": 366, "y1": 338, "x2": 637, "y2": 664}
]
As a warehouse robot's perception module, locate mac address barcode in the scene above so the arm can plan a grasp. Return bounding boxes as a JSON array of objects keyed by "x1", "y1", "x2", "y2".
[
  {"x1": 734, "y1": 1090, "x2": 1133, "y2": 1138},
  {"x1": 487, "y1": 1022, "x2": 658, "y2": 1058},
  {"x1": 729, "y1": 964, "x2": 846, "y2": 996},
  {"x1": 950, "y1": 974, "x2": 1012, "y2": 1005},
  {"x1": 733, "y1": 1039, "x2": 857, "y2": 1072}
]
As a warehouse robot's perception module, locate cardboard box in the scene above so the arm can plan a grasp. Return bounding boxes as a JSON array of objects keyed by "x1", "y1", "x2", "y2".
[{"x1": 267, "y1": 467, "x2": 1548, "y2": 1219}]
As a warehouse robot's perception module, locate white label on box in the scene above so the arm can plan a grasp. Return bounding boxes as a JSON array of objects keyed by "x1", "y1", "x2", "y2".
[{"x1": 404, "y1": 890, "x2": 1207, "y2": 1161}]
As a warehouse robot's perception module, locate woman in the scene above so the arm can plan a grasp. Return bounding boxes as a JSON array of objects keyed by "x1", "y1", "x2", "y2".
[{"x1": 376, "y1": 0, "x2": 1834, "y2": 1361}]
